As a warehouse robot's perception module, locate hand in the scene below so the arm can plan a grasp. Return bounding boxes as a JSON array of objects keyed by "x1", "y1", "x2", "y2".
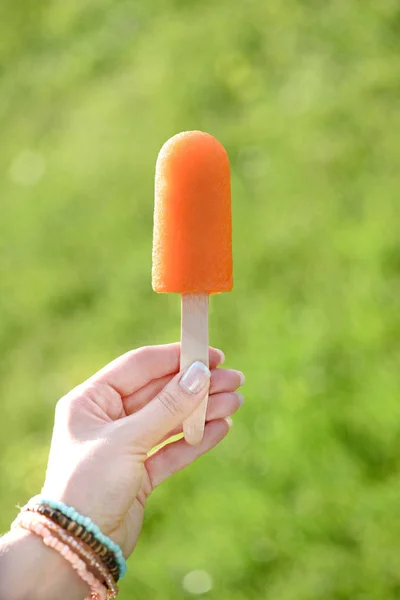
[{"x1": 41, "y1": 343, "x2": 244, "y2": 558}]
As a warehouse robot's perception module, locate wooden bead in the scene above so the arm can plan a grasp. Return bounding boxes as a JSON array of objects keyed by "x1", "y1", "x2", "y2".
[
  {"x1": 26, "y1": 504, "x2": 120, "y2": 583},
  {"x1": 74, "y1": 525, "x2": 84, "y2": 537},
  {"x1": 67, "y1": 520, "x2": 78, "y2": 533},
  {"x1": 93, "y1": 541, "x2": 103, "y2": 553},
  {"x1": 59, "y1": 515, "x2": 70, "y2": 528},
  {"x1": 85, "y1": 532, "x2": 95, "y2": 545},
  {"x1": 88, "y1": 537, "x2": 97, "y2": 549},
  {"x1": 80, "y1": 529, "x2": 91, "y2": 543}
]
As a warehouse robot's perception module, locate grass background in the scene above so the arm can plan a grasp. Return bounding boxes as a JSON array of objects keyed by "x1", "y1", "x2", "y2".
[{"x1": 0, "y1": 1, "x2": 399, "y2": 598}]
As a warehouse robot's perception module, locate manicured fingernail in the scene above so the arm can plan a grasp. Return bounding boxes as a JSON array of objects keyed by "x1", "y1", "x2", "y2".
[
  {"x1": 233, "y1": 370, "x2": 245, "y2": 386},
  {"x1": 180, "y1": 361, "x2": 211, "y2": 394},
  {"x1": 216, "y1": 349, "x2": 225, "y2": 365},
  {"x1": 236, "y1": 392, "x2": 245, "y2": 407},
  {"x1": 225, "y1": 417, "x2": 233, "y2": 428}
]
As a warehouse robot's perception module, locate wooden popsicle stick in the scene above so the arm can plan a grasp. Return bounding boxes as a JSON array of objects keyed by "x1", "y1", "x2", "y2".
[{"x1": 181, "y1": 293, "x2": 209, "y2": 445}]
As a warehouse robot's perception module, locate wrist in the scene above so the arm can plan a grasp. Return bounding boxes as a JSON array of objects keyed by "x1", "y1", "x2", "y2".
[{"x1": 0, "y1": 528, "x2": 88, "y2": 600}]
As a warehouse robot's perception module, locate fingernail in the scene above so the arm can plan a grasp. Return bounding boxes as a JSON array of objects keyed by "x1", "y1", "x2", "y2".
[
  {"x1": 225, "y1": 417, "x2": 233, "y2": 428},
  {"x1": 216, "y1": 349, "x2": 225, "y2": 365},
  {"x1": 236, "y1": 392, "x2": 245, "y2": 407},
  {"x1": 233, "y1": 370, "x2": 245, "y2": 386},
  {"x1": 180, "y1": 361, "x2": 211, "y2": 394}
]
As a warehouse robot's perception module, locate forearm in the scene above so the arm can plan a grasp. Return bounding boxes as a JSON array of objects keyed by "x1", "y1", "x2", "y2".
[{"x1": 0, "y1": 528, "x2": 88, "y2": 600}]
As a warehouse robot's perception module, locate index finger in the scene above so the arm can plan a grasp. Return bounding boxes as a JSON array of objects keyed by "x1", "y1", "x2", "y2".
[{"x1": 86, "y1": 343, "x2": 224, "y2": 398}]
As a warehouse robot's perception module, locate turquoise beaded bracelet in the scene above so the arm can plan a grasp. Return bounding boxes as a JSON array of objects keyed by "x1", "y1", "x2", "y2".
[{"x1": 26, "y1": 496, "x2": 127, "y2": 579}]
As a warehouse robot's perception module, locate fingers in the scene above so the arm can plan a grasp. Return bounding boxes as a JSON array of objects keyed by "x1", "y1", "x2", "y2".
[
  {"x1": 123, "y1": 367, "x2": 244, "y2": 416},
  {"x1": 158, "y1": 392, "x2": 244, "y2": 442},
  {"x1": 210, "y1": 368, "x2": 244, "y2": 394},
  {"x1": 119, "y1": 361, "x2": 212, "y2": 451},
  {"x1": 206, "y1": 391, "x2": 244, "y2": 420},
  {"x1": 146, "y1": 419, "x2": 231, "y2": 489},
  {"x1": 86, "y1": 344, "x2": 224, "y2": 398}
]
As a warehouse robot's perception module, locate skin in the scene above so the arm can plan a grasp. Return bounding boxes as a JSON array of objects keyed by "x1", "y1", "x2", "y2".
[{"x1": 0, "y1": 343, "x2": 244, "y2": 600}]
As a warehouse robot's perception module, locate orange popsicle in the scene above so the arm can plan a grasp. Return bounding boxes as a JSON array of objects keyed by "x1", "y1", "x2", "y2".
[
  {"x1": 152, "y1": 131, "x2": 233, "y2": 445},
  {"x1": 152, "y1": 131, "x2": 232, "y2": 294}
]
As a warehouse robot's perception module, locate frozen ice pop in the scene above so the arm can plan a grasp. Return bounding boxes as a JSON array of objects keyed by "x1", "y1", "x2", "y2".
[{"x1": 152, "y1": 131, "x2": 233, "y2": 444}]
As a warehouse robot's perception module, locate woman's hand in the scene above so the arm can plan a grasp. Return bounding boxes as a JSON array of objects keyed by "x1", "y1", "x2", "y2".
[{"x1": 41, "y1": 343, "x2": 244, "y2": 558}]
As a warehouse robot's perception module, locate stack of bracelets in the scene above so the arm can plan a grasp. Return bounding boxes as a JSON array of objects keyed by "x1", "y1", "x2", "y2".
[{"x1": 12, "y1": 495, "x2": 127, "y2": 600}]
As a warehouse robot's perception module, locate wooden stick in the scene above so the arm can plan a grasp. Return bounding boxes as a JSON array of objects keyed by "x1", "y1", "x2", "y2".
[{"x1": 181, "y1": 293, "x2": 209, "y2": 445}]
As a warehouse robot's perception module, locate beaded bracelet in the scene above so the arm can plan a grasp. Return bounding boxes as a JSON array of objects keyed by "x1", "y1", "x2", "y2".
[
  {"x1": 14, "y1": 513, "x2": 109, "y2": 600},
  {"x1": 23, "y1": 504, "x2": 119, "y2": 582},
  {"x1": 13, "y1": 512, "x2": 118, "y2": 598},
  {"x1": 25, "y1": 496, "x2": 127, "y2": 579}
]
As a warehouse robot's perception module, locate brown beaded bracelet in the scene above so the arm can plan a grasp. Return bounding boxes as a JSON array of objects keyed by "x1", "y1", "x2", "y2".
[
  {"x1": 23, "y1": 504, "x2": 120, "y2": 582},
  {"x1": 14, "y1": 511, "x2": 119, "y2": 598}
]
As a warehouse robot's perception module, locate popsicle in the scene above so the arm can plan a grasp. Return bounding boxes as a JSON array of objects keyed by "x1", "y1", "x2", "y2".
[{"x1": 152, "y1": 130, "x2": 233, "y2": 445}]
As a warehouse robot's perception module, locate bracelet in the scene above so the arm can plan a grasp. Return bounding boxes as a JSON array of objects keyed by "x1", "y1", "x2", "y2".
[
  {"x1": 15, "y1": 512, "x2": 110, "y2": 600},
  {"x1": 17, "y1": 512, "x2": 119, "y2": 597},
  {"x1": 22, "y1": 504, "x2": 119, "y2": 582},
  {"x1": 25, "y1": 496, "x2": 127, "y2": 579}
]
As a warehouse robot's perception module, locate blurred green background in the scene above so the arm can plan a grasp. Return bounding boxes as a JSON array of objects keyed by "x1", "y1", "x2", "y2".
[{"x1": 0, "y1": 0, "x2": 399, "y2": 598}]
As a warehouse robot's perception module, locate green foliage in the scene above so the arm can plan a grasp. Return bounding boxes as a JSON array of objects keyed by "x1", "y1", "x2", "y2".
[{"x1": 0, "y1": 0, "x2": 399, "y2": 598}]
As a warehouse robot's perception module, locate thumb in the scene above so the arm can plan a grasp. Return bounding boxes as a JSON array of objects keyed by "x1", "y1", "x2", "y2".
[{"x1": 124, "y1": 361, "x2": 211, "y2": 451}]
